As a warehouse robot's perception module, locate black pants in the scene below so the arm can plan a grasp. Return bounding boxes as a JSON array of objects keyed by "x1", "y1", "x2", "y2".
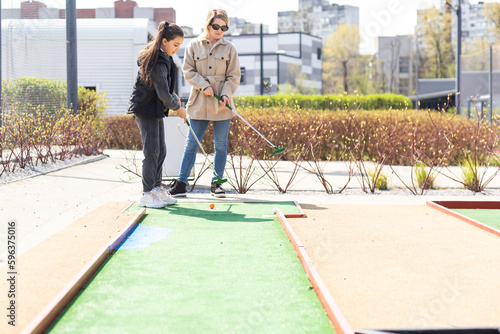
[{"x1": 135, "y1": 116, "x2": 166, "y2": 193}]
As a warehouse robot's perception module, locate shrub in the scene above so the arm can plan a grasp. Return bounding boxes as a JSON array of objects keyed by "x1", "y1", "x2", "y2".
[
  {"x1": 415, "y1": 163, "x2": 436, "y2": 190},
  {"x1": 234, "y1": 93, "x2": 412, "y2": 111},
  {"x1": 224, "y1": 108, "x2": 497, "y2": 166},
  {"x1": 460, "y1": 156, "x2": 481, "y2": 192},
  {"x1": 1, "y1": 106, "x2": 106, "y2": 176},
  {"x1": 104, "y1": 115, "x2": 142, "y2": 150},
  {"x1": 77, "y1": 87, "x2": 108, "y2": 116},
  {"x1": 2, "y1": 77, "x2": 66, "y2": 112},
  {"x1": 369, "y1": 170, "x2": 388, "y2": 190},
  {"x1": 104, "y1": 107, "x2": 500, "y2": 169},
  {"x1": 2, "y1": 77, "x2": 108, "y2": 115}
]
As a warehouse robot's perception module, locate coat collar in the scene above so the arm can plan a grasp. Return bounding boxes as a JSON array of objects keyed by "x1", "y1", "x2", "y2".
[{"x1": 198, "y1": 34, "x2": 227, "y2": 47}]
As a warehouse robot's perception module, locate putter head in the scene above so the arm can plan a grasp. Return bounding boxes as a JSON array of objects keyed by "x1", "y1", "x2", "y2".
[
  {"x1": 213, "y1": 177, "x2": 228, "y2": 185},
  {"x1": 274, "y1": 147, "x2": 285, "y2": 155}
]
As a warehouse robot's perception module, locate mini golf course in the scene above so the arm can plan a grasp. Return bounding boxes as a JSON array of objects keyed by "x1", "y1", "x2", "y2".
[
  {"x1": 14, "y1": 200, "x2": 500, "y2": 333},
  {"x1": 44, "y1": 202, "x2": 336, "y2": 333}
]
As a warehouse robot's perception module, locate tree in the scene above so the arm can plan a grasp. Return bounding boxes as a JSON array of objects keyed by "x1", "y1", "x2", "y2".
[
  {"x1": 419, "y1": 6, "x2": 455, "y2": 79},
  {"x1": 484, "y1": 2, "x2": 500, "y2": 32},
  {"x1": 351, "y1": 55, "x2": 377, "y2": 95},
  {"x1": 484, "y1": 2, "x2": 500, "y2": 43},
  {"x1": 389, "y1": 38, "x2": 401, "y2": 93},
  {"x1": 462, "y1": 37, "x2": 491, "y2": 71},
  {"x1": 322, "y1": 24, "x2": 360, "y2": 94}
]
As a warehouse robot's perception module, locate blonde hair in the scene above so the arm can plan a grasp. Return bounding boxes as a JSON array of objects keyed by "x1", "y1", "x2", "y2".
[{"x1": 203, "y1": 9, "x2": 229, "y2": 37}]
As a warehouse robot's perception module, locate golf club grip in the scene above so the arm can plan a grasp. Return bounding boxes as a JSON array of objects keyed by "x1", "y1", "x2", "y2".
[{"x1": 213, "y1": 93, "x2": 231, "y2": 110}]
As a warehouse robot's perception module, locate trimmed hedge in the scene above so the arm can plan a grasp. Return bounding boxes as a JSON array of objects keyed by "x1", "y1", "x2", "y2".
[
  {"x1": 105, "y1": 115, "x2": 142, "y2": 150},
  {"x1": 104, "y1": 108, "x2": 499, "y2": 167},
  {"x1": 234, "y1": 93, "x2": 413, "y2": 111}
]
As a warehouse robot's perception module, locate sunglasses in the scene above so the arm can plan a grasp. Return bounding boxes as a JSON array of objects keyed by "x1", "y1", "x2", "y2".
[{"x1": 210, "y1": 23, "x2": 229, "y2": 32}]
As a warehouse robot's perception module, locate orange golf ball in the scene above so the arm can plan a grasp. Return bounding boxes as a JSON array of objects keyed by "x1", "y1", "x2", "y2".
[{"x1": 209, "y1": 203, "x2": 215, "y2": 209}]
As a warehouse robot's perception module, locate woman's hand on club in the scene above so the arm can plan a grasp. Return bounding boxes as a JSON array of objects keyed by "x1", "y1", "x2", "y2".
[
  {"x1": 219, "y1": 95, "x2": 229, "y2": 107},
  {"x1": 203, "y1": 87, "x2": 214, "y2": 97}
]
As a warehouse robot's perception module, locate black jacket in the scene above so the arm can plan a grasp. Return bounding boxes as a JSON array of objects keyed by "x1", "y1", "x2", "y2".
[{"x1": 127, "y1": 50, "x2": 180, "y2": 118}]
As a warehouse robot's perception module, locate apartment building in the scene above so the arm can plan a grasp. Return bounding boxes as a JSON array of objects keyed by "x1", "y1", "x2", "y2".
[{"x1": 278, "y1": 0, "x2": 359, "y2": 41}]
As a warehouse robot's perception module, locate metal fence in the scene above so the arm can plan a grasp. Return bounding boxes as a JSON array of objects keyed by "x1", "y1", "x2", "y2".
[
  {"x1": 461, "y1": 45, "x2": 499, "y2": 121},
  {"x1": 1, "y1": 0, "x2": 67, "y2": 115}
]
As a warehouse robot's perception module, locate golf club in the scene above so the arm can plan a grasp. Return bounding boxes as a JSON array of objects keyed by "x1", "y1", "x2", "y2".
[
  {"x1": 213, "y1": 93, "x2": 285, "y2": 155},
  {"x1": 185, "y1": 118, "x2": 227, "y2": 185}
]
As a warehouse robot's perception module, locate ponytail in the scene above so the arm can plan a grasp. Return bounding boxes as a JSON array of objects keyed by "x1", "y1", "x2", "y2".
[{"x1": 138, "y1": 22, "x2": 184, "y2": 86}]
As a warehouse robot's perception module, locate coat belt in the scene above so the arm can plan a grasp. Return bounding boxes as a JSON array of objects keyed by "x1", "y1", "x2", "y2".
[{"x1": 206, "y1": 75, "x2": 227, "y2": 86}]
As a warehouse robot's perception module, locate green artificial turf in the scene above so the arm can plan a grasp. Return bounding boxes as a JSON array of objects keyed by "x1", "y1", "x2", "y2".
[
  {"x1": 453, "y1": 208, "x2": 500, "y2": 231},
  {"x1": 48, "y1": 202, "x2": 335, "y2": 334}
]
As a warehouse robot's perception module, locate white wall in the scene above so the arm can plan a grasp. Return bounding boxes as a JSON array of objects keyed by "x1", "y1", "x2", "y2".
[
  {"x1": 96, "y1": 8, "x2": 115, "y2": 19},
  {"x1": 2, "y1": 18, "x2": 152, "y2": 115}
]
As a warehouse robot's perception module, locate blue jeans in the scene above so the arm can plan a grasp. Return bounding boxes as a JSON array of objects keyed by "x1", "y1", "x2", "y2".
[
  {"x1": 178, "y1": 119, "x2": 231, "y2": 184},
  {"x1": 135, "y1": 116, "x2": 166, "y2": 193}
]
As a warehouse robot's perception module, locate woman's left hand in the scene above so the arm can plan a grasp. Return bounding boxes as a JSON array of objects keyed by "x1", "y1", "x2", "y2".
[{"x1": 219, "y1": 95, "x2": 229, "y2": 107}]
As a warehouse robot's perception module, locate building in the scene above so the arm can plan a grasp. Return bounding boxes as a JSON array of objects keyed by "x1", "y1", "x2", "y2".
[
  {"x1": 2, "y1": 1, "x2": 321, "y2": 115},
  {"x1": 227, "y1": 17, "x2": 269, "y2": 36},
  {"x1": 374, "y1": 35, "x2": 414, "y2": 96},
  {"x1": 1, "y1": 18, "x2": 182, "y2": 115},
  {"x1": 2, "y1": 18, "x2": 321, "y2": 114},
  {"x1": 442, "y1": 0, "x2": 496, "y2": 48},
  {"x1": 278, "y1": 0, "x2": 359, "y2": 41},
  {"x1": 2, "y1": 0, "x2": 176, "y2": 26},
  {"x1": 413, "y1": 72, "x2": 499, "y2": 113},
  {"x1": 177, "y1": 32, "x2": 323, "y2": 98},
  {"x1": 180, "y1": 26, "x2": 194, "y2": 37}
]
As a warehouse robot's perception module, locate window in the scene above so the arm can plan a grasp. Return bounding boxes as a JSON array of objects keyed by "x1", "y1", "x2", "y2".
[
  {"x1": 399, "y1": 78, "x2": 409, "y2": 95},
  {"x1": 317, "y1": 47, "x2": 322, "y2": 60},
  {"x1": 83, "y1": 86, "x2": 96, "y2": 91},
  {"x1": 240, "y1": 67, "x2": 246, "y2": 85},
  {"x1": 399, "y1": 57, "x2": 409, "y2": 73}
]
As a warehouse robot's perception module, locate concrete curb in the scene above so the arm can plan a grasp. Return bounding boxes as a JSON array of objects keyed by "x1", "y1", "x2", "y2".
[{"x1": 0, "y1": 154, "x2": 108, "y2": 185}]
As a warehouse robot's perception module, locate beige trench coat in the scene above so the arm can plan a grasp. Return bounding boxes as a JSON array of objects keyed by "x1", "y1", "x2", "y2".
[{"x1": 183, "y1": 35, "x2": 241, "y2": 121}]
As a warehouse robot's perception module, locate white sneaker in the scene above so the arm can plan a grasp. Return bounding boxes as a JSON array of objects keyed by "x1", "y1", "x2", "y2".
[
  {"x1": 153, "y1": 187, "x2": 177, "y2": 205},
  {"x1": 138, "y1": 192, "x2": 167, "y2": 208}
]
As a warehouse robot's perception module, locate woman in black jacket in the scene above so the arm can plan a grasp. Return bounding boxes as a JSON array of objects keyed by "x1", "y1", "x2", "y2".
[{"x1": 127, "y1": 22, "x2": 186, "y2": 208}]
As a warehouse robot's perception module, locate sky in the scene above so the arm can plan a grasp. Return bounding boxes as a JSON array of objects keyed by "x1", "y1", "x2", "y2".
[{"x1": 2, "y1": 0, "x2": 497, "y2": 53}]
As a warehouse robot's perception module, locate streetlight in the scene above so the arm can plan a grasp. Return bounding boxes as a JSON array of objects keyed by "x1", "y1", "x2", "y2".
[
  {"x1": 489, "y1": 38, "x2": 494, "y2": 123},
  {"x1": 1, "y1": 0, "x2": 3, "y2": 128},
  {"x1": 66, "y1": 0, "x2": 78, "y2": 114},
  {"x1": 446, "y1": 0, "x2": 462, "y2": 115},
  {"x1": 260, "y1": 23, "x2": 264, "y2": 95}
]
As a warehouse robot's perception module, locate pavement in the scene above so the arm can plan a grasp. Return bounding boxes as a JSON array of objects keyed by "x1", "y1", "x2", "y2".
[
  {"x1": 1, "y1": 149, "x2": 500, "y2": 259},
  {"x1": 1, "y1": 150, "x2": 500, "y2": 332}
]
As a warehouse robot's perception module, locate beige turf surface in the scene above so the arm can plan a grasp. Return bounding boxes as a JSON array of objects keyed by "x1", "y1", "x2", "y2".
[{"x1": 292, "y1": 204, "x2": 500, "y2": 329}]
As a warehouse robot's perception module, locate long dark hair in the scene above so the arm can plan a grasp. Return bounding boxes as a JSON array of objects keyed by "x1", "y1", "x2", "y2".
[{"x1": 138, "y1": 22, "x2": 184, "y2": 86}]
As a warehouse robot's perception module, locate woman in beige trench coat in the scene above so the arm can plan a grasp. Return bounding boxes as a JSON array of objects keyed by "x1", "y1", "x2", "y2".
[{"x1": 168, "y1": 9, "x2": 240, "y2": 198}]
